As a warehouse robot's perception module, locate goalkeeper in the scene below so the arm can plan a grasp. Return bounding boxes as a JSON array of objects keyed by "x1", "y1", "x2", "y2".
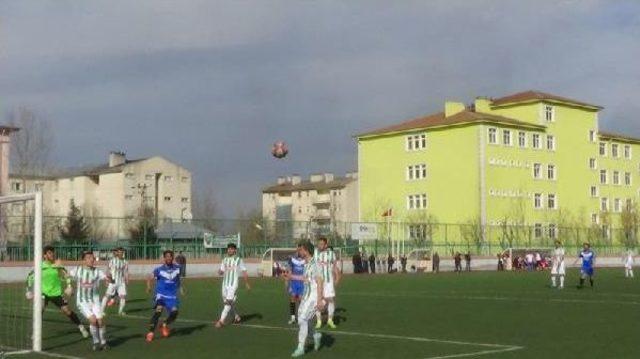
[{"x1": 26, "y1": 245, "x2": 89, "y2": 338}]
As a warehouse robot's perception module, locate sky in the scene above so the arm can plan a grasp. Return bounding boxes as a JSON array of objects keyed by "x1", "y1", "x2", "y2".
[{"x1": 1, "y1": 0, "x2": 639, "y2": 217}]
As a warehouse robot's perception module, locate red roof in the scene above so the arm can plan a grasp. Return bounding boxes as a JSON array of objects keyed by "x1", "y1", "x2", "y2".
[
  {"x1": 358, "y1": 110, "x2": 544, "y2": 138},
  {"x1": 492, "y1": 90, "x2": 602, "y2": 109}
]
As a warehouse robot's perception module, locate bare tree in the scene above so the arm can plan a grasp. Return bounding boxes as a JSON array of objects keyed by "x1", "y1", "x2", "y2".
[
  {"x1": 7, "y1": 107, "x2": 54, "y2": 178},
  {"x1": 192, "y1": 185, "x2": 218, "y2": 231},
  {"x1": 620, "y1": 200, "x2": 639, "y2": 249}
]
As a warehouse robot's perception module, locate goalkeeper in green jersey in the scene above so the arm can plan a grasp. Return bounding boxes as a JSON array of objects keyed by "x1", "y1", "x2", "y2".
[{"x1": 26, "y1": 245, "x2": 89, "y2": 339}]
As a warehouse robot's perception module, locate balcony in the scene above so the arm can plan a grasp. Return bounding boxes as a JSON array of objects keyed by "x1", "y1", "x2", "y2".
[
  {"x1": 313, "y1": 194, "x2": 331, "y2": 204},
  {"x1": 314, "y1": 209, "x2": 331, "y2": 219}
]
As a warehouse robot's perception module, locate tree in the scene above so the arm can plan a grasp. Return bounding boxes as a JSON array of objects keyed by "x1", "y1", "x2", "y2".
[
  {"x1": 7, "y1": 107, "x2": 55, "y2": 178},
  {"x1": 59, "y1": 200, "x2": 90, "y2": 244},
  {"x1": 620, "y1": 200, "x2": 639, "y2": 249},
  {"x1": 192, "y1": 185, "x2": 218, "y2": 231},
  {"x1": 129, "y1": 206, "x2": 158, "y2": 243},
  {"x1": 234, "y1": 208, "x2": 264, "y2": 246}
]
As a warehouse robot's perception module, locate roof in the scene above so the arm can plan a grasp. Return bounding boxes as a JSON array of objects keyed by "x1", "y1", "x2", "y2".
[
  {"x1": 598, "y1": 131, "x2": 640, "y2": 144},
  {"x1": 9, "y1": 158, "x2": 148, "y2": 180},
  {"x1": 357, "y1": 110, "x2": 545, "y2": 138},
  {"x1": 491, "y1": 90, "x2": 602, "y2": 110},
  {"x1": 0, "y1": 126, "x2": 20, "y2": 134},
  {"x1": 263, "y1": 177, "x2": 355, "y2": 193}
]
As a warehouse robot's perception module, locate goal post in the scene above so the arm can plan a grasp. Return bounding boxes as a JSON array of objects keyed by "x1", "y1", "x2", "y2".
[{"x1": 0, "y1": 192, "x2": 43, "y2": 353}]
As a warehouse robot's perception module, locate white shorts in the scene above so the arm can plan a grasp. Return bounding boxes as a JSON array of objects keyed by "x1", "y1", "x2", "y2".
[
  {"x1": 624, "y1": 262, "x2": 633, "y2": 269},
  {"x1": 78, "y1": 302, "x2": 104, "y2": 320},
  {"x1": 222, "y1": 286, "x2": 238, "y2": 302},
  {"x1": 323, "y1": 282, "x2": 335, "y2": 299},
  {"x1": 105, "y1": 282, "x2": 127, "y2": 297},
  {"x1": 297, "y1": 296, "x2": 318, "y2": 323},
  {"x1": 551, "y1": 262, "x2": 565, "y2": 275}
]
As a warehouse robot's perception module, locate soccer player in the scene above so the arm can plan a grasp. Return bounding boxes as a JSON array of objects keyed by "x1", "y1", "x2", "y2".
[
  {"x1": 101, "y1": 247, "x2": 129, "y2": 315},
  {"x1": 146, "y1": 250, "x2": 184, "y2": 342},
  {"x1": 291, "y1": 241, "x2": 324, "y2": 357},
  {"x1": 285, "y1": 245, "x2": 305, "y2": 324},
  {"x1": 623, "y1": 249, "x2": 634, "y2": 278},
  {"x1": 69, "y1": 251, "x2": 113, "y2": 351},
  {"x1": 550, "y1": 240, "x2": 565, "y2": 289},
  {"x1": 314, "y1": 237, "x2": 340, "y2": 329},
  {"x1": 576, "y1": 242, "x2": 596, "y2": 289},
  {"x1": 215, "y1": 243, "x2": 250, "y2": 328},
  {"x1": 25, "y1": 245, "x2": 89, "y2": 339}
]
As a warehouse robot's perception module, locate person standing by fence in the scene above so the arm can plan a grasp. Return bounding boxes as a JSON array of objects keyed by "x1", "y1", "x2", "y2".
[
  {"x1": 175, "y1": 251, "x2": 187, "y2": 277},
  {"x1": 369, "y1": 253, "x2": 376, "y2": 274},
  {"x1": 432, "y1": 252, "x2": 440, "y2": 273},
  {"x1": 464, "y1": 253, "x2": 471, "y2": 272}
]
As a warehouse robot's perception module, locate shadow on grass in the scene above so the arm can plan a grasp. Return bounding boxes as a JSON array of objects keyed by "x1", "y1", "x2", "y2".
[{"x1": 239, "y1": 313, "x2": 263, "y2": 323}]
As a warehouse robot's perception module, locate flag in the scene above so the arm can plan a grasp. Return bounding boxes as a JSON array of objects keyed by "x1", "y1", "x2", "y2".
[{"x1": 382, "y1": 208, "x2": 393, "y2": 217}]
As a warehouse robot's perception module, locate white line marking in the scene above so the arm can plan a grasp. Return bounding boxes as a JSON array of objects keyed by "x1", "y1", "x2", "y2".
[
  {"x1": 1, "y1": 350, "x2": 84, "y2": 359},
  {"x1": 424, "y1": 346, "x2": 523, "y2": 359}
]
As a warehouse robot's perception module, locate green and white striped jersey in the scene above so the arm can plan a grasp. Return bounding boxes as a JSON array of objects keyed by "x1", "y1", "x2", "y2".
[
  {"x1": 302, "y1": 259, "x2": 321, "y2": 301},
  {"x1": 70, "y1": 266, "x2": 107, "y2": 304},
  {"x1": 314, "y1": 249, "x2": 336, "y2": 283},
  {"x1": 220, "y1": 256, "x2": 246, "y2": 288},
  {"x1": 108, "y1": 257, "x2": 128, "y2": 284}
]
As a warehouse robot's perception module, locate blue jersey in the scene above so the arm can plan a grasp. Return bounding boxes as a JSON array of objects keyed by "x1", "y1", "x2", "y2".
[
  {"x1": 153, "y1": 263, "x2": 182, "y2": 299},
  {"x1": 288, "y1": 257, "x2": 305, "y2": 277},
  {"x1": 288, "y1": 257, "x2": 305, "y2": 297},
  {"x1": 580, "y1": 250, "x2": 595, "y2": 269}
]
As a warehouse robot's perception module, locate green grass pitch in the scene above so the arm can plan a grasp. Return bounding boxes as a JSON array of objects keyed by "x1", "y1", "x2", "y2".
[{"x1": 2, "y1": 268, "x2": 639, "y2": 358}]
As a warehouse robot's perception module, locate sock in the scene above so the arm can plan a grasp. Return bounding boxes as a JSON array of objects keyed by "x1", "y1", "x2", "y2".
[
  {"x1": 148, "y1": 311, "x2": 162, "y2": 332},
  {"x1": 67, "y1": 311, "x2": 81, "y2": 326},
  {"x1": 579, "y1": 278, "x2": 585, "y2": 287},
  {"x1": 220, "y1": 305, "x2": 231, "y2": 323},
  {"x1": 560, "y1": 276, "x2": 564, "y2": 287},
  {"x1": 551, "y1": 276, "x2": 556, "y2": 287},
  {"x1": 327, "y1": 302, "x2": 335, "y2": 320},
  {"x1": 89, "y1": 325, "x2": 99, "y2": 344},
  {"x1": 165, "y1": 310, "x2": 178, "y2": 325},
  {"x1": 297, "y1": 319, "x2": 308, "y2": 349},
  {"x1": 589, "y1": 278, "x2": 594, "y2": 287},
  {"x1": 630, "y1": 269, "x2": 634, "y2": 278},
  {"x1": 118, "y1": 298, "x2": 126, "y2": 314},
  {"x1": 99, "y1": 326, "x2": 107, "y2": 345},
  {"x1": 315, "y1": 310, "x2": 322, "y2": 323},
  {"x1": 289, "y1": 302, "x2": 296, "y2": 316}
]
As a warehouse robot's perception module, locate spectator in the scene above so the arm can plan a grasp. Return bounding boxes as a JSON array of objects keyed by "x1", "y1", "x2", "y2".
[
  {"x1": 464, "y1": 252, "x2": 471, "y2": 272},
  {"x1": 454, "y1": 252, "x2": 462, "y2": 273},
  {"x1": 497, "y1": 253, "x2": 504, "y2": 271},
  {"x1": 352, "y1": 252, "x2": 361, "y2": 274},
  {"x1": 525, "y1": 252, "x2": 534, "y2": 272},
  {"x1": 362, "y1": 252, "x2": 369, "y2": 274},
  {"x1": 387, "y1": 254, "x2": 395, "y2": 273},
  {"x1": 369, "y1": 253, "x2": 376, "y2": 274},
  {"x1": 175, "y1": 251, "x2": 187, "y2": 277},
  {"x1": 400, "y1": 255, "x2": 407, "y2": 273},
  {"x1": 535, "y1": 252, "x2": 542, "y2": 270},
  {"x1": 433, "y1": 252, "x2": 440, "y2": 273}
]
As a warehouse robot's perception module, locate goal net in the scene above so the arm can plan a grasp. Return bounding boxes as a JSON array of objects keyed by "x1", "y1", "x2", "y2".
[{"x1": 0, "y1": 193, "x2": 43, "y2": 355}]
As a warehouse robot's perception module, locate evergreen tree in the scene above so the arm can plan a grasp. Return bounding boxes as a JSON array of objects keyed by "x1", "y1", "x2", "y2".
[{"x1": 60, "y1": 200, "x2": 90, "y2": 244}]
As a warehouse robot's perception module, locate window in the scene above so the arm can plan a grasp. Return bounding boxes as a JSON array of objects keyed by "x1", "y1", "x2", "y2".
[
  {"x1": 612, "y1": 144, "x2": 619, "y2": 158},
  {"x1": 518, "y1": 131, "x2": 526, "y2": 148},
  {"x1": 181, "y1": 176, "x2": 189, "y2": 183},
  {"x1": 544, "y1": 105, "x2": 554, "y2": 122},
  {"x1": 145, "y1": 174, "x2": 154, "y2": 181},
  {"x1": 502, "y1": 130, "x2": 512, "y2": 146},
  {"x1": 407, "y1": 194, "x2": 427, "y2": 210},
  {"x1": 600, "y1": 170, "x2": 608, "y2": 184},
  {"x1": 532, "y1": 134, "x2": 541, "y2": 149},
  {"x1": 546, "y1": 135, "x2": 555, "y2": 150},
  {"x1": 164, "y1": 196, "x2": 172, "y2": 202},
  {"x1": 406, "y1": 134, "x2": 426, "y2": 151},
  {"x1": 614, "y1": 198, "x2": 622, "y2": 213},
  {"x1": 591, "y1": 213, "x2": 599, "y2": 224},
  {"x1": 627, "y1": 198, "x2": 633, "y2": 210},
  {"x1": 548, "y1": 224, "x2": 557, "y2": 239},
  {"x1": 625, "y1": 172, "x2": 632, "y2": 186},
  {"x1": 488, "y1": 128, "x2": 497, "y2": 144},
  {"x1": 125, "y1": 172, "x2": 135, "y2": 179},
  {"x1": 164, "y1": 176, "x2": 173, "y2": 182},
  {"x1": 34, "y1": 183, "x2": 44, "y2": 191},
  {"x1": 547, "y1": 164, "x2": 556, "y2": 180},
  {"x1": 406, "y1": 164, "x2": 427, "y2": 180},
  {"x1": 599, "y1": 142, "x2": 607, "y2": 156},
  {"x1": 590, "y1": 186, "x2": 598, "y2": 197},
  {"x1": 11, "y1": 203, "x2": 23, "y2": 214},
  {"x1": 125, "y1": 195, "x2": 133, "y2": 200},
  {"x1": 408, "y1": 225, "x2": 428, "y2": 241},
  {"x1": 548, "y1": 193, "x2": 557, "y2": 209},
  {"x1": 534, "y1": 223, "x2": 543, "y2": 238},
  {"x1": 589, "y1": 158, "x2": 597, "y2": 169},
  {"x1": 11, "y1": 182, "x2": 21, "y2": 191},
  {"x1": 613, "y1": 171, "x2": 620, "y2": 185},
  {"x1": 533, "y1": 163, "x2": 542, "y2": 179},
  {"x1": 624, "y1": 145, "x2": 632, "y2": 159},
  {"x1": 181, "y1": 197, "x2": 189, "y2": 203},
  {"x1": 601, "y1": 197, "x2": 609, "y2": 212},
  {"x1": 589, "y1": 130, "x2": 596, "y2": 143},
  {"x1": 534, "y1": 193, "x2": 543, "y2": 209}
]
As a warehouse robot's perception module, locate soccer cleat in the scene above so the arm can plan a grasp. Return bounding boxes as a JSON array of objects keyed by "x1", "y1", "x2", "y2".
[
  {"x1": 315, "y1": 320, "x2": 322, "y2": 329},
  {"x1": 145, "y1": 332, "x2": 154, "y2": 342},
  {"x1": 107, "y1": 298, "x2": 116, "y2": 307},
  {"x1": 291, "y1": 347, "x2": 305, "y2": 357},
  {"x1": 233, "y1": 315, "x2": 242, "y2": 324},
  {"x1": 327, "y1": 319, "x2": 337, "y2": 329},
  {"x1": 313, "y1": 332, "x2": 322, "y2": 351},
  {"x1": 288, "y1": 316, "x2": 297, "y2": 325},
  {"x1": 79, "y1": 325, "x2": 89, "y2": 338},
  {"x1": 92, "y1": 344, "x2": 100, "y2": 352},
  {"x1": 161, "y1": 324, "x2": 171, "y2": 338},
  {"x1": 101, "y1": 343, "x2": 110, "y2": 351},
  {"x1": 214, "y1": 320, "x2": 224, "y2": 328}
]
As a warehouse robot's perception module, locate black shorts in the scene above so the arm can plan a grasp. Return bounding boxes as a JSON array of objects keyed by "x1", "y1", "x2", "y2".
[{"x1": 44, "y1": 295, "x2": 69, "y2": 308}]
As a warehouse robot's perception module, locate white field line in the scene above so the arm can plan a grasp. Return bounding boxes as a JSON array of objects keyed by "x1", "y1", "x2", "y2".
[{"x1": 1, "y1": 347, "x2": 84, "y2": 359}]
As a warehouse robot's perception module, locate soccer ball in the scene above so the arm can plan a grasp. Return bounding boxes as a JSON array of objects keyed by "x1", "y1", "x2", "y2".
[{"x1": 271, "y1": 141, "x2": 288, "y2": 159}]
